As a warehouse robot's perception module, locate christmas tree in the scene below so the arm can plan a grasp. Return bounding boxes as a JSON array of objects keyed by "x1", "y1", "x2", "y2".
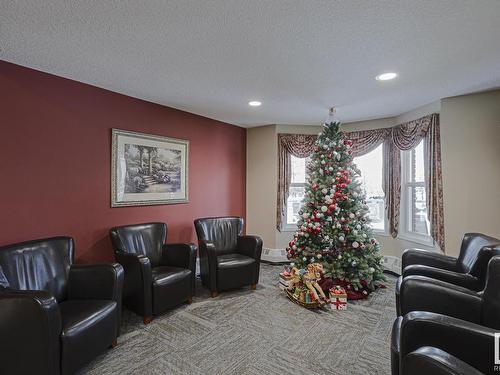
[{"x1": 286, "y1": 120, "x2": 385, "y2": 297}]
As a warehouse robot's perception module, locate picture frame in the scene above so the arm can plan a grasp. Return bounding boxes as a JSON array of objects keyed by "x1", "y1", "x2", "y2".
[{"x1": 111, "y1": 129, "x2": 189, "y2": 207}]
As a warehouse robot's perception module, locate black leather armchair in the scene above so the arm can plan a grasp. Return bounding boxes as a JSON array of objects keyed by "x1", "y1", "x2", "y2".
[
  {"x1": 394, "y1": 312, "x2": 495, "y2": 374},
  {"x1": 392, "y1": 255, "x2": 500, "y2": 374},
  {"x1": 0, "y1": 237, "x2": 124, "y2": 375},
  {"x1": 194, "y1": 216, "x2": 263, "y2": 297},
  {"x1": 395, "y1": 233, "x2": 500, "y2": 315},
  {"x1": 109, "y1": 222, "x2": 196, "y2": 324}
]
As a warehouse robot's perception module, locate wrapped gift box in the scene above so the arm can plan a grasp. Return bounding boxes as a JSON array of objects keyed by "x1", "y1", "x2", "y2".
[
  {"x1": 278, "y1": 272, "x2": 293, "y2": 290},
  {"x1": 329, "y1": 286, "x2": 347, "y2": 310}
]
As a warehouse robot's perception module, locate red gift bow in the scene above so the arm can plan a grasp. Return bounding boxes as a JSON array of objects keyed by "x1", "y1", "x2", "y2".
[{"x1": 332, "y1": 297, "x2": 347, "y2": 309}]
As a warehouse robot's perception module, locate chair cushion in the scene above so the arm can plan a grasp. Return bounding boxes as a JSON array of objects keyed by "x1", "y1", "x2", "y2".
[
  {"x1": 59, "y1": 300, "x2": 117, "y2": 374},
  {"x1": 152, "y1": 266, "x2": 191, "y2": 286},
  {"x1": 216, "y1": 254, "x2": 256, "y2": 291},
  {"x1": 217, "y1": 253, "x2": 255, "y2": 269},
  {"x1": 403, "y1": 347, "x2": 483, "y2": 375},
  {"x1": 151, "y1": 266, "x2": 192, "y2": 314}
]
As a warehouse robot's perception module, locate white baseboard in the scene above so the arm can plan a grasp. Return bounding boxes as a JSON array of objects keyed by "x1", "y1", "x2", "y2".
[
  {"x1": 261, "y1": 248, "x2": 288, "y2": 263},
  {"x1": 382, "y1": 255, "x2": 401, "y2": 275},
  {"x1": 262, "y1": 247, "x2": 401, "y2": 275}
]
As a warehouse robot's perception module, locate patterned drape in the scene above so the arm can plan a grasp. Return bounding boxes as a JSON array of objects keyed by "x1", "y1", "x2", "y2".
[
  {"x1": 277, "y1": 134, "x2": 318, "y2": 230},
  {"x1": 424, "y1": 115, "x2": 445, "y2": 251},
  {"x1": 276, "y1": 114, "x2": 445, "y2": 251},
  {"x1": 382, "y1": 139, "x2": 401, "y2": 238},
  {"x1": 343, "y1": 128, "x2": 391, "y2": 158},
  {"x1": 385, "y1": 114, "x2": 444, "y2": 251}
]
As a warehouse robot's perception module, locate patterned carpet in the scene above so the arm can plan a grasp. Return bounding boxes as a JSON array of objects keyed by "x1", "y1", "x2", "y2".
[{"x1": 81, "y1": 264, "x2": 397, "y2": 375}]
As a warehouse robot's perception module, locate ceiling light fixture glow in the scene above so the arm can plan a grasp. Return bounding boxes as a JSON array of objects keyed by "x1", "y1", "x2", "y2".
[
  {"x1": 248, "y1": 101, "x2": 262, "y2": 107},
  {"x1": 375, "y1": 72, "x2": 398, "y2": 81}
]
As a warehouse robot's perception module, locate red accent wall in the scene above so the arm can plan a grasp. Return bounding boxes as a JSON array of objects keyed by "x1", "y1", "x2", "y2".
[{"x1": 0, "y1": 61, "x2": 246, "y2": 263}]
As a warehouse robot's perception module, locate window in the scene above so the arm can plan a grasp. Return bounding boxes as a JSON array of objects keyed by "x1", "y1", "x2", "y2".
[
  {"x1": 354, "y1": 144, "x2": 386, "y2": 233},
  {"x1": 400, "y1": 140, "x2": 432, "y2": 243},
  {"x1": 285, "y1": 155, "x2": 308, "y2": 228}
]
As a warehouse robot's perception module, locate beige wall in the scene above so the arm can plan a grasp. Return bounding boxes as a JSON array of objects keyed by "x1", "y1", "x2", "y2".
[
  {"x1": 246, "y1": 90, "x2": 500, "y2": 259},
  {"x1": 440, "y1": 90, "x2": 500, "y2": 257},
  {"x1": 246, "y1": 124, "x2": 323, "y2": 249},
  {"x1": 246, "y1": 124, "x2": 277, "y2": 248}
]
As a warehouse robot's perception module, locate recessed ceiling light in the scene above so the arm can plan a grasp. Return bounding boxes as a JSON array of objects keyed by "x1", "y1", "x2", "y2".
[
  {"x1": 375, "y1": 72, "x2": 398, "y2": 81},
  {"x1": 248, "y1": 101, "x2": 262, "y2": 107}
]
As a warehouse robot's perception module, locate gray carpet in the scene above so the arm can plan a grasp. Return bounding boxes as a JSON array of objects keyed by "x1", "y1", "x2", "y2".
[{"x1": 81, "y1": 264, "x2": 396, "y2": 375}]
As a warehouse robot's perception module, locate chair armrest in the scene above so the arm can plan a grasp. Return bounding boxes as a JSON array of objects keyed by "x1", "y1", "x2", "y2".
[
  {"x1": 403, "y1": 346, "x2": 484, "y2": 375},
  {"x1": 400, "y1": 275, "x2": 482, "y2": 322},
  {"x1": 114, "y1": 251, "x2": 152, "y2": 298},
  {"x1": 68, "y1": 263, "x2": 124, "y2": 301},
  {"x1": 402, "y1": 248, "x2": 459, "y2": 271},
  {"x1": 198, "y1": 240, "x2": 217, "y2": 291},
  {"x1": 162, "y1": 243, "x2": 197, "y2": 271},
  {"x1": 403, "y1": 265, "x2": 481, "y2": 290},
  {"x1": 237, "y1": 235, "x2": 263, "y2": 260},
  {"x1": 469, "y1": 245, "x2": 500, "y2": 284},
  {"x1": 199, "y1": 240, "x2": 217, "y2": 262},
  {"x1": 400, "y1": 311, "x2": 496, "y2": 375},
  {"x1": 0, "y1": 288, "x2": 61, "y2": 374}
]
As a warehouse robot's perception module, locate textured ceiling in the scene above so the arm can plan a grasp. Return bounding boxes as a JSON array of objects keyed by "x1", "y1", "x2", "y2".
[{"x1": 1, "y1": 1, "x2": 500, "y2": 127}]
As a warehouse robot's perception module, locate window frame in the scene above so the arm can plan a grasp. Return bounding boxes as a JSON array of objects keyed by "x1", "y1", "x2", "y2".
[
  {"x1": 283, "y1": 180, "x2": 307, "y2": 232},
  {"x1": 283, "y1": 148, "x2": 390, "y2": 235},
  {"x1": 354, "y1": 144, "x2": 389, "y2": 236},
  {"x1": 398, "y1": 142, "x2": 434, "y2": 247},
  {"x1": 283, "y1": 156, "x2": 308, "y2": 232}
]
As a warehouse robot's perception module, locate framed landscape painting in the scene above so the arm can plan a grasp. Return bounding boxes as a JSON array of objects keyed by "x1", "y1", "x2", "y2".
[{"x1": 111, "y1": 129, "x2": 189, "y2": 207}]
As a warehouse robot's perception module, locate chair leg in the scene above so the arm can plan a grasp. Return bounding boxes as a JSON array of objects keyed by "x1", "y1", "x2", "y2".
[
  {"x1": 110, "y1": 339, "x2": 118, "y2": 348},
  {"x1": 143, "y1": 315, "x2": 153, "y2": 325},
  {"x1": 211, "y1": 290, "x2": 219, "y2": 298},
  {"x1": 186, "y1": 296, "x2": 193, "y2": 304},
  {"x1": 250, "y1": 284, "x2": 257, "y2": 290}
]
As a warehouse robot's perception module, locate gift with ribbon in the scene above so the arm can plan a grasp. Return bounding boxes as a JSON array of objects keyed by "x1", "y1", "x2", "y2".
[{"x1": 329, "y1": 285, "x2": 347, "y2": 310}]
